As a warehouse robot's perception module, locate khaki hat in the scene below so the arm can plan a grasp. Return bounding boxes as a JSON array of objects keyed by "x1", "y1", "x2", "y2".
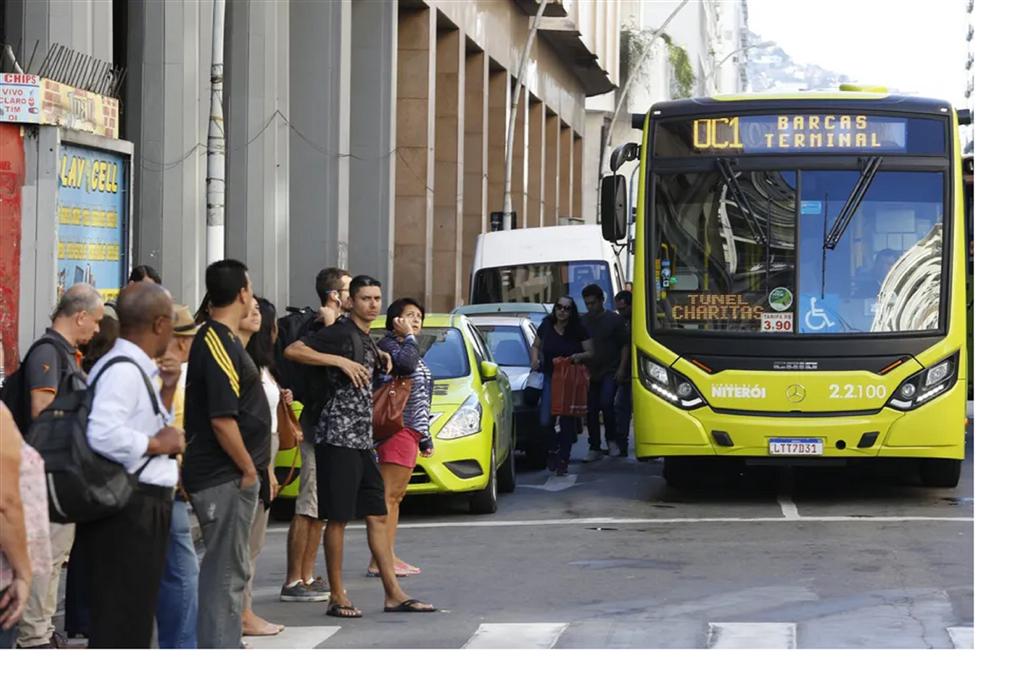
[{"x1": 172, "y1": 304, "x2": 200, "y2": 336}]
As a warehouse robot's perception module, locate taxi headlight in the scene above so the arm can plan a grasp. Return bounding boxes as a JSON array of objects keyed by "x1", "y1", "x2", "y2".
[
  {"x1": 638, "y1": 353, "x2": 705, "y2": 410},
  {"x1": 437, "y1": 396, "x2": 482, "y2": 439}
]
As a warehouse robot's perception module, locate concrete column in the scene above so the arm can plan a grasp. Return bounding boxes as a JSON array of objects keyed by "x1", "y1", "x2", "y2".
[
  {"x1": 2, "y1": 0, "x2": 113, "y2": 67},
  {"x1": 349, "y1": 0, "x2": 397, "y2": 298},
  {"x1": 543, "y1": 109, "x2": 559, "y2": 227},
  {"x1": 121, "y1": 0, "x2": 212, "y2": 309},
  {"x1": 572, "y1": 131, "x2": 583, "y2": 218},
  {"x1": 527, "y1": 97, "x2": 543, "y2": 227},
  {"x1": 558, "y1": 122, "x2": 571, "y2": 223},
  {"x1": 432, "y1": 25, "x2": 463, "y2": 312},
  {"x1": 486, "y1": 64, "x2": 507, "y2": 224},
  {"x1": 462, "y1": 48, "x2": 487, "y2": 304},
  {"x1": 394, "y1": 5, "x2": 436, "y2": 304},
  {"x1": 510, "y1": 83, "x2": 526, "y2": 228},
  {"x1": 225, "y1": 0, "x2": 290, "y2": 306}
]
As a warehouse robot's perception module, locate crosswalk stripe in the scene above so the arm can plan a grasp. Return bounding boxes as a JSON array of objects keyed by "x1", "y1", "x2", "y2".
[
  {"x1": 246, "y1": 626, "x2": 341, "y2": 649},
  {"x1": 947, "y1": 626, "x2": 973, "y2": 649},
  {"x1": 462, "y1": 623, "x2": 569, "y2": 649},
  {"x1": 707, "y1": 622, "x2": 797, "y2": 649}
]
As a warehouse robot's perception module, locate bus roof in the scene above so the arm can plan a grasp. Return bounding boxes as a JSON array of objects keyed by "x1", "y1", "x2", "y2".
[
  {"x1": 473, "y1": 224, "x2": 614, "y2": 270},
  {"x1": 649, "y1": 93, "x2": 954, "y2": 119}
]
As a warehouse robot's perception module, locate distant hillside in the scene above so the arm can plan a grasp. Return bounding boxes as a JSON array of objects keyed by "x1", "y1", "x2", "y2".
[{"x1": 746, "y1": 32, "x2": 850, "y2": 92}]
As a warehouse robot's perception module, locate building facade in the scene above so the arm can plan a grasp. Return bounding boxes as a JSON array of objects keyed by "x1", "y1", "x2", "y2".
[{"x1": 1, "y1": 0, "x2": 619, "y2": 345}]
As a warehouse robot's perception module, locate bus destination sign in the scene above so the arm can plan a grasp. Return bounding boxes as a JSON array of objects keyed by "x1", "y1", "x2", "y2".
[{"x1": 687, "y1": 114, "x2": 909, "y2": 154}]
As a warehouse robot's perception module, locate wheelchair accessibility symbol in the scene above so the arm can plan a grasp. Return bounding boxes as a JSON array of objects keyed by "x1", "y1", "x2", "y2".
[{"x1": 803, "y1": 296, "x2": 835, "y2": 331}]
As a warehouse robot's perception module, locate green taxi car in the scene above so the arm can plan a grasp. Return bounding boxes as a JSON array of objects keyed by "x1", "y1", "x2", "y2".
[{"x1": 271, "y1": 313, "x2": 515, "y2": 518}]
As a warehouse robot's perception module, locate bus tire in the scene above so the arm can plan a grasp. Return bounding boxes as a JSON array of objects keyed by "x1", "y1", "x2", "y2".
[
  {"x1": 663, "y1": 457, "x2": 700, "y2": 489},
  {"x1": 920, "y1": 458, "x2": 961, "y2": 488}
]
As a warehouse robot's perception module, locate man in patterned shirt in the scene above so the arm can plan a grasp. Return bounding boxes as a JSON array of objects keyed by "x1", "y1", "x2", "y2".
[{"x1": 284, "y1": 276, "x2": 434, "y2": 617}]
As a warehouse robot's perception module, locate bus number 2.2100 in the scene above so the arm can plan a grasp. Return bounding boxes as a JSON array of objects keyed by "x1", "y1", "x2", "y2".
[{"x1": 829, "y1": 384, "x2": 887, "y2": 400}]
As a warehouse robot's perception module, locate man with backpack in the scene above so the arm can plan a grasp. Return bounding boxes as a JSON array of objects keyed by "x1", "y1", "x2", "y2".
[
  {"x1": 77, "y1": 282, "x2": 185, "y2": 648},
  {"x1": 277, "y1": 267, "x2": 350, "y2": 602},
  {"x1": 7, "y1": 283, "x2": 101, "y2": 649}
]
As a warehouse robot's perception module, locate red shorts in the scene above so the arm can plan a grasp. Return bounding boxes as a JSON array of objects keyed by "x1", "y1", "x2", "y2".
[{"x1": 376, "y1": 428, "x2": 422, "y2": 469}]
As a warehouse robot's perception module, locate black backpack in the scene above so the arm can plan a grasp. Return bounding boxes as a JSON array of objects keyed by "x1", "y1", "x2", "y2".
[
  {"x1": 27, "y1": 356, "x2": 159, "y2": 524},
  {"x1": 0, "y1": 336, "x2": 82, "y2": 434},
  {"x1": 275, "y1": 306, "x2": 332, "y2": 425}
]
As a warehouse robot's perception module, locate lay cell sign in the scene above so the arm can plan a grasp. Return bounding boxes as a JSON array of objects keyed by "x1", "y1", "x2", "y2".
[{"x1": 0, "y1": 73, "x2": 41, "y2": 123}]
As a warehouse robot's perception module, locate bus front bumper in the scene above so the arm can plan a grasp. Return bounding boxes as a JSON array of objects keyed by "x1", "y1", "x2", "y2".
[{"x1": 634, "y1": 380, "x2": 967, "y2": 462}]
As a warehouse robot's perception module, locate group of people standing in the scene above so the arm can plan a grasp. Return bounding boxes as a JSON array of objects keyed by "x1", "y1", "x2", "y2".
[{"x1": 0, "y1": 260, "x2": 435, "y2": 651}]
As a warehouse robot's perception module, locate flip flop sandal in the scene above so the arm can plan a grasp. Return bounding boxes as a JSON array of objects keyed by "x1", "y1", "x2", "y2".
[
  {"x1": 326, "y1": 602, "x2": 363, "y2": 618},
  {"x1": 384, "y1": 598, "x2": 436, "y2": 613},
  {"x1": 243, "y1": 623, "x2": 285, "y2": 636},
  {"x1": 366, "y1": 568, "x2": 408, "y2": 578}
]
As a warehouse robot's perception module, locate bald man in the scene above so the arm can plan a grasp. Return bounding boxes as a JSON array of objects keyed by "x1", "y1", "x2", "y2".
[
  {"x1": 77, "y1": 282, "x2": 185, "y2": 648},
  {"x1": 16, "y1": 283, "x2": 101, "y2": 649}
]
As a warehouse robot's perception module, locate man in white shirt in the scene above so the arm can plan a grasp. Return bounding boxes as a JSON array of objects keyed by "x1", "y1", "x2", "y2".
[{"x1": 78, "y1": 282, "x2": 185, "y2": 648}]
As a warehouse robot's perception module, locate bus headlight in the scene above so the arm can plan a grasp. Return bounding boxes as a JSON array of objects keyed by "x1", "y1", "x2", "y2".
[
  {"x1": 887, "y1": 354, "x2": 958, "y2": 411},
  {"x1": 638, "y1": 353, "x2": 705, "y2": 410}
]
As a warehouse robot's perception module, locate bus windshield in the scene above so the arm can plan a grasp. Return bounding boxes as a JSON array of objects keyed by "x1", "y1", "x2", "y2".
[
  {"x1": 650, "y1": 167, "x2": 945, "y2": 335},
  {"x1": 472, "y1": 261, "x2": 615, "y2": 311}
]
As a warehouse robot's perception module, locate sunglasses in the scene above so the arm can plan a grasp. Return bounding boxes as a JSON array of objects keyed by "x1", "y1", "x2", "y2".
[{"x1": 555, "y1": 304, "x2": 573, "y2": 311}]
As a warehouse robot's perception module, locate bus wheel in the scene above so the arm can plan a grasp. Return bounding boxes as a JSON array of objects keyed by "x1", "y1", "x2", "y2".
[
  {"x1": 920, "y1": 459, "x2": 961, "y2": 488},
  {"x1": 663, "y1": 457, "x2": 700, "y2": 490}
]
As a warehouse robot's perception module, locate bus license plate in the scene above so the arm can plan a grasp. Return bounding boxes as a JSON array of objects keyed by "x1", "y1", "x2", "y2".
[{"x1": 769, "y1": 438, "x2": 824, "y2": 456}]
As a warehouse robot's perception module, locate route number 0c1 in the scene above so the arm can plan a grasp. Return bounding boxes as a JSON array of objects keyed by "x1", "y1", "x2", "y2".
[
  {"x1": 693, "y1": 117, "x2": 744, "y2": 150},
  {"x1": 829, "y1": 383, "x2": 888, "y2": 399}
]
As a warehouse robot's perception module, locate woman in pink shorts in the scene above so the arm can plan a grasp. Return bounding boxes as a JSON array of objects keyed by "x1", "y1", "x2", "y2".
[{"x1": 369, "y1": 298, "x2": 433, "y2": 577}]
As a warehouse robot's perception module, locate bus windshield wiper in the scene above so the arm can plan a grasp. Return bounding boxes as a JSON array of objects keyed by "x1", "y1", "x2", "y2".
[
  {"x1": 716, "y1": 158, "x2": 767, "y2": 246},
  {"x1": 824, "y1": 156, "x2": 883, "y2": 250}
]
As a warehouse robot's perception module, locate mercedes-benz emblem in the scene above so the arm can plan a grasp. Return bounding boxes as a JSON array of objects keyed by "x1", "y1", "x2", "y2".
[{"x1": 786, "y1": 384, "x2": 806, "y2": 403}]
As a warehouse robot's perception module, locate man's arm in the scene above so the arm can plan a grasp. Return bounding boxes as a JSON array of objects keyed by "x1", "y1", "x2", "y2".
[
  {"x1": 29, "y1": 391, "x2": 55, "y2": 420},
  {"x1": 285, "y1": 338, "x2": 371, "y2": 388},
  {"x1": 88, "y1": 363, "x2": 183, "y2": 461},
  {"x1": 24, "y1": 343, "x2": 61, "y2": 420},
  {"x1": 210, "y1": 417, "x2": 258, "y2": 488}
]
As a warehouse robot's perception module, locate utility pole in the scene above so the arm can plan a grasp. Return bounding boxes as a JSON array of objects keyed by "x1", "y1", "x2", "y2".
[
  {"x1": 502, "y1": 0, "x2": 549, "y2": 231},
  {"x1": 206, "y1": 0, "x2": 226, "y2": 264}
]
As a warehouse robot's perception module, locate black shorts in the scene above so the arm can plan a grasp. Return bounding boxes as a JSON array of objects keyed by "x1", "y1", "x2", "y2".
[{"x1": 314, "y1": 443, "x2": 387, "y2": 522}]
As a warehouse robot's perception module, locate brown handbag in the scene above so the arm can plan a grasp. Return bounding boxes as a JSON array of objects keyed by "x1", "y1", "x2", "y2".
[{"x1": 373, "y1": 376, "x2": 412, "y2": 441}]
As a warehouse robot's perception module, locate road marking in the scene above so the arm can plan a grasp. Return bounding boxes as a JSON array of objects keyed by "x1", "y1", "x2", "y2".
[
  {"x1": 462, "y1": 622, "x2": 569, "y2": 649},
  {"x1": 521, "y1": 474, "x2": 579, "y2": 492},
  {"x1": 707, "y1": 622, "x2": 797, "y2": 649},
  {"x1": 947, "y1": 626, "x2": 973, "y2": 649},
  {"x1": 246, "y1": 626, "x2": 340, "y2": 649},
  {"x1": 778, "y1": 470, "x2": 800, "y2": 519},
  {"x1": 266, "y1": 515, "x2": 973, "y2": 534}
]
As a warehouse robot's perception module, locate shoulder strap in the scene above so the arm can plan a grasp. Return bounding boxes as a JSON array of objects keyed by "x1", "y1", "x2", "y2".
[
  {"x1": 90, "y1": 356, "x2": 161, "y2": 477},
  {"x1": 91, "y1": 356, "x2": 161, "y2": 416}
]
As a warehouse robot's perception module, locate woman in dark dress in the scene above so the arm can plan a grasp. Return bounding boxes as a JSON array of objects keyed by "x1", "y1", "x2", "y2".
[{"x1": 529, "y1": 296, "x2": 594, "y2": 475}]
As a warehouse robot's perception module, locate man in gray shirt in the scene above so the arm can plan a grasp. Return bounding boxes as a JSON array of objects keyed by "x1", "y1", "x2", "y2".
[
  {"x1": 581, "y1": 284, "x2": 629, "y2": 461},
  {"x1": 16, "y1": 284, "x2": 102, "y2": 649}
]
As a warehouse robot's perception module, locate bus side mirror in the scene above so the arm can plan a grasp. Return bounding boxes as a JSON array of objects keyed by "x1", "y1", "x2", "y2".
[{"x1": 601, "y1": 174, "x2": 627, "y2": 242}]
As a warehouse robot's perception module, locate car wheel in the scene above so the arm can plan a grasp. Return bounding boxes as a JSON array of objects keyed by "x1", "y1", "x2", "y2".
[
  {"x1": 469, "y1": 444, "x2": 499, "y2": 514},
  {"x1": 920, "y1": 458, "x2": 961, "y2": 488},
  {"x1": 497, "y1": 436, "x2": 517, "y2": 494}
]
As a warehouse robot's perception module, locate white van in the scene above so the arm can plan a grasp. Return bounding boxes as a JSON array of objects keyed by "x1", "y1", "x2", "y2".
[{"x1": 469, "y1": 225, "x2": 628, "y2": 311}]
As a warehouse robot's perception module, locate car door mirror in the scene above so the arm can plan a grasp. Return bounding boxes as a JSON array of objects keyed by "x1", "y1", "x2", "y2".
[{"x1": 480, "y1": 361, "x2": 500, "y2": 382}]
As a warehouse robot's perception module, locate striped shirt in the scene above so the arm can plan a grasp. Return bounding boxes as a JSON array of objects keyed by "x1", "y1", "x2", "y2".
[{"x1": 377, "y1": 332, "x2": 433, "y2": 443}]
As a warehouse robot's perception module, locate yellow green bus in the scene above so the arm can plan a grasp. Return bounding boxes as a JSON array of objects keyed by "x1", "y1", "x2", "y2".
[{"x1": 601, "y1": 90, "x2": 970, "y2": 488}]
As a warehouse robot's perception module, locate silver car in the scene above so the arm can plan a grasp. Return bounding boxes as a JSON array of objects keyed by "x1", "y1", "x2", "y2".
[{"x1": 465, "y1": 315, "x2": 547, "y2": 468}]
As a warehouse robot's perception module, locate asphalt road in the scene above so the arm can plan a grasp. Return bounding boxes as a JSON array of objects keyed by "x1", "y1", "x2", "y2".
[{"x1": 239, "y1": 425, "x2": 974, "y2": 650}]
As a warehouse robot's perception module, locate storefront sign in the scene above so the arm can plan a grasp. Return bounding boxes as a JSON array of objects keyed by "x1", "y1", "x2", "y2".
[
  {"x1": 57, "y1": 144, "x2": 127, "y2": 301},
  {"x1": 0, "y1": 73, "x2": 118, "y2": 138},
  {"x1": 0, "y1": 73, "x2": 41, "y2": 123},
  {"x1": 41, "y1": 79, "x2": 119, "y2": 138}
]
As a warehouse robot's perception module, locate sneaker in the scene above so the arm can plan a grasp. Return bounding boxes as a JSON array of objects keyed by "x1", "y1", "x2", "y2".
[
  {"x1": 280, "y1": 579, "x2": 329, "y2": 602},
  {"x1": 305, "y1": 576, "x2": 330, "y2": 594},
  {"x1": 609, "y1": 441, "x2": 628, "y2": 458},
  {"x1": 584, "y1": 449, "x2": 604, "y2": 463}
]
